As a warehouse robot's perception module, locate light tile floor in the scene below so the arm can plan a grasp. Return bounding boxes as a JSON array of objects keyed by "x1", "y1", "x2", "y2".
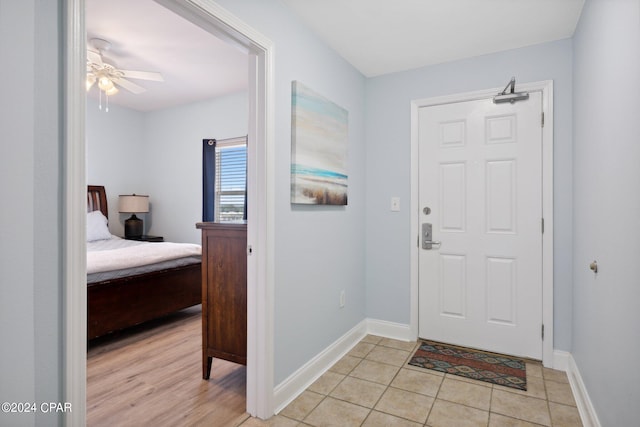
[{"x1": 238, "y1": 335, "x2": 583, "y2": 427}]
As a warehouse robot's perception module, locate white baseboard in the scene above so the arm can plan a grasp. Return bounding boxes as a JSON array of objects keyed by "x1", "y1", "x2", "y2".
[
  {"x1": 566, "y1": 354, "x2": 601, "y2": 427},
  {"x1": 366, "y1": 318, "x2": 413, "y2": 342},
  {"x1": 272, "y1": 319, "x2": 367, "y2": 413},
  {"x1": 552, "y1": 349, "x2": 571, "y2": 370},
  {"x1": 272, "y1": 317, "x2": 412, "y2": 414}
]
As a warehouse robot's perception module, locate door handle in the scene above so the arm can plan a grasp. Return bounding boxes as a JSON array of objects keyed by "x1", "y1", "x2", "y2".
[
  {"x1": 424, "y1": 240, "x2": 442, "y2": 249},
  {"x1": 422, "y1": 223, "x2": 442, "y2": 250}
]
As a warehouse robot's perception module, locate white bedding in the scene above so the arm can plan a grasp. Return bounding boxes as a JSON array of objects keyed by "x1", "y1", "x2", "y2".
[{"x1": 87, "y1": 236, "x2": 201, "y2": 274}]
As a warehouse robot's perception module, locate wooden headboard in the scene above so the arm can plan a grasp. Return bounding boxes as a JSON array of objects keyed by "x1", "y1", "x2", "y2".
[{"x1": 87, "y1": 185, "x2": 108, "y2": 219}]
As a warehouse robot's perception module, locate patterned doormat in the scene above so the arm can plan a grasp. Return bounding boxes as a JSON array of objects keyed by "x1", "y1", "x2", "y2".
[{"x1": 408, "y1": 340, "x2": 527, "y2": 390}]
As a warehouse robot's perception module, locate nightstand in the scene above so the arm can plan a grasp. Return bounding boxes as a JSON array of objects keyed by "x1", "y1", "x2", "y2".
[{"x1": 124, "y1": 235, "x2": 164, "y2": 242}]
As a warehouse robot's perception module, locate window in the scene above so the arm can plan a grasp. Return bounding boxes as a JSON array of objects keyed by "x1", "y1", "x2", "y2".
[
  {"x1": 215, "y1": 138, "x2": 247, "y2": 221},
  {"x1": 203, "y1": 136, "x2": 247, "y2": 222}
]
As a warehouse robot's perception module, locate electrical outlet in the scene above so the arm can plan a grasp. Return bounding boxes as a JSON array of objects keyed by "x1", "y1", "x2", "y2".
[
  {"x1": 391, "y1": 197, "x2": 400, "y2": 212},
  {"x1": 340, "y1": 290, "x2": 346, "y2": 308}
]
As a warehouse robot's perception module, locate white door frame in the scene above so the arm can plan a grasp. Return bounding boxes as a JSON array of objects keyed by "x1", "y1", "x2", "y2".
[
  {"x1": 409, "y1": 81, "x2": 554, "y2": 367},
  {"x1": 63, "y1": 1, "x2": 275, "y2": 425}
]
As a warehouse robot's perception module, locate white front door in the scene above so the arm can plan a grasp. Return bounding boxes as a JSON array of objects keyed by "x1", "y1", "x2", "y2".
[{"x1": 418, "y1": 92, "x2": 543, "y2": 359}]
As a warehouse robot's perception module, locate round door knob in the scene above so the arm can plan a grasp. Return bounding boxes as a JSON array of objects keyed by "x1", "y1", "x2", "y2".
[{"x1": 589, "y1": 261, "x2": 598, "y2": 273}]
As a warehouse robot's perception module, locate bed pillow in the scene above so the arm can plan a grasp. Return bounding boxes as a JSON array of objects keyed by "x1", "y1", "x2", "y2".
[{"x1": 87, "y1": 210, "x2": 112, "y2": 242}]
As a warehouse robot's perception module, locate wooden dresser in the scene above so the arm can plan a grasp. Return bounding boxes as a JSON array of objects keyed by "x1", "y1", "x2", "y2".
[{"x1": 196, "y1": 222, "x2": 247, "y2": 379}]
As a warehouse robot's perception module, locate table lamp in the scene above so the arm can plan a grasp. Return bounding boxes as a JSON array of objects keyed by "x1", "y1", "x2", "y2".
[{"x1": 118, "y1": 194, "x2": 149, "y2": 238}]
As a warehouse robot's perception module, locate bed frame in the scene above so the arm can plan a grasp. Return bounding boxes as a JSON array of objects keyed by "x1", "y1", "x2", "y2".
[{"x1": 87, "y1": 185, "x2": 202, "y2": 339}]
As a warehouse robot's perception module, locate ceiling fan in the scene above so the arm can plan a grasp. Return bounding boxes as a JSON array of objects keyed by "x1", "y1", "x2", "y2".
[{"x1": 86, "y1": 38, "x2": 164, "y2": 96}]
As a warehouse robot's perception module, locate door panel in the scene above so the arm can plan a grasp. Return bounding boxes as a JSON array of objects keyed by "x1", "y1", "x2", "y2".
[
  {"x1": 418, "y1": 93, "x2": 543, "y2": 359},
  {"x1": 439, "y1": 254, "x2": 466, "y2": 318},
  {"x1": 440, "y1": 162, "x2": 466, "y2": 232}
]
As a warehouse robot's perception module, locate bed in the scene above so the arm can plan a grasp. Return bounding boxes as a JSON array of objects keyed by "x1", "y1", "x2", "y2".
[{"x1": 86, "y1": 185, "x2": 202, "y2": 339}]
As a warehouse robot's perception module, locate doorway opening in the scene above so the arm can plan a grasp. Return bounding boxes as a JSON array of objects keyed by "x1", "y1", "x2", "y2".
[{"x1": 63, "y1": 1, "x2": 275, "y2": 424}]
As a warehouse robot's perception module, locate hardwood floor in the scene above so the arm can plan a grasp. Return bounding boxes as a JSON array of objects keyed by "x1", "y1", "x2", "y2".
[{"x1": 87, "y1": 305, "x2": 249, "y2": 427}]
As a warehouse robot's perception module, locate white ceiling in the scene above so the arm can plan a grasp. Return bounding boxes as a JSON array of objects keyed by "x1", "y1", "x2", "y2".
[
  {"x1": 86, "y1": 0, "x2": 248, "y2": 112},
  {"x1": 86, "y1": 0, "x2": 584, "y2": 111},
  {"x1": 282, "y1": 0, "x2": 585, "y2": 77}
]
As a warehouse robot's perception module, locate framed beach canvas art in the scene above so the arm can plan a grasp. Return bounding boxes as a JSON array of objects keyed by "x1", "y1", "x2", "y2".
[{"x1": 291, "y1": 81, "x2": 348, "y2": 205}]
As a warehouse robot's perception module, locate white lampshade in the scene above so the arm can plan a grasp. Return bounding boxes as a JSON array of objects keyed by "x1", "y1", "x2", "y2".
[
  {"x1": 105, "y1": 85, "x2": 119, "y2": 96},
  {"x1": 86, "y1": 73, "x2": 96, "y2": 91},
  {"x1": 98, "y1": 76, "x2": 115, "y2": 92},
  {"x1": 118, "y1": 195, "x2": 149, "y2": 213}
]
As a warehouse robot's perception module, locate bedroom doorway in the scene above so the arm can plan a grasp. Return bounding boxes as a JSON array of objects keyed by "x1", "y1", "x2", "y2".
[{"x1": 64, "y1": 0, "x2": 275, "y2": 424}]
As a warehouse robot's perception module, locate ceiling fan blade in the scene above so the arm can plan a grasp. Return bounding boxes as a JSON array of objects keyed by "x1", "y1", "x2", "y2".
[
  {"x1": 120, "y1": 69, "x2": 164, "y2": 82},
  {"x1": 87, "y1": 49, "x2": 103, "y2": 66},
  {"x1": 115, "y1": 78, "x2": 147, "y2": 94}
]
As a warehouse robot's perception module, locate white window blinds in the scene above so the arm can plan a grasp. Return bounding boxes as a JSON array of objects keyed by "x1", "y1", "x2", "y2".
[{"x1": 215, "y1": 136, "x2": 247, "y2": 222}]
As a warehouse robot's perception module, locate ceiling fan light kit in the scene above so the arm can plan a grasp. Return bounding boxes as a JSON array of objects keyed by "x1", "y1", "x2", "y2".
[
  {"x1": 86, "y1": 73, "x2": 96, "y2": 91},
  {"x1": 86, "y1": 38, "x2": 163, "y2": 111},
  {"x1": 97, "y1": 75, "x2": 117, "y2": 93}
]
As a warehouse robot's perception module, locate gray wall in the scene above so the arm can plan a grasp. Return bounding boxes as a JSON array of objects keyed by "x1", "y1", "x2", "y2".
[
  {"x1": 0, "y1": 1, "x2": 63, "y2": 426},
  {"x1": 215, "y1": 0, "x2": 368, "y2": 384},
  {"x1": 572, "y1": 0, "x2": 640, "y2": 425},
  {"x1": 87, "y1": 96, "x2": 146, "y2": 236},
  {"x1": 87, "y1": 91, "x2": 249, "y2": 243},
  {"x1": 144, "y1": 91, "x2": 248, "y2": 244},
  {"x1": 365, "y1": 39, "x2": 574, "y2": 352}
]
